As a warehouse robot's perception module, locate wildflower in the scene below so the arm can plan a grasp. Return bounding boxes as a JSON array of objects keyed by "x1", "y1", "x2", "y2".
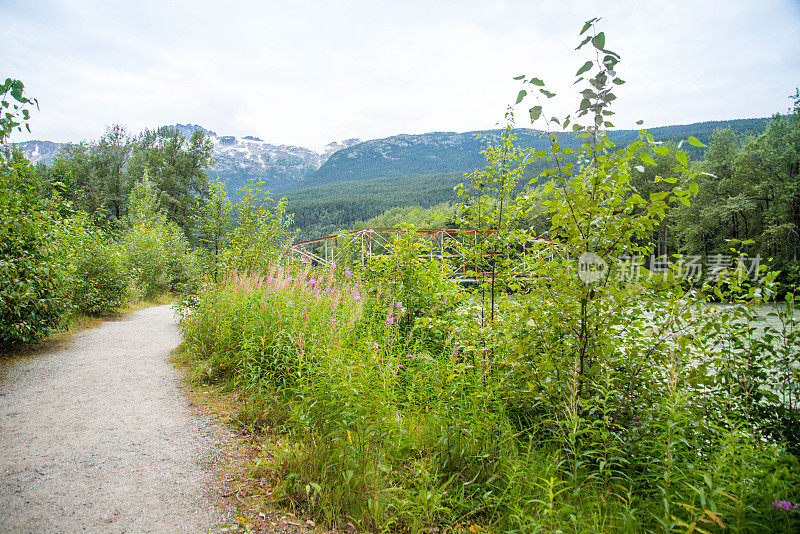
[
  {"x1": 345, "y1": 269, "x2": 351, "y2": 278},
  {"x1": 373, "y1": 342, "x2": 379, "y2": 350},
  {"x1": 300, "y1": 258, "x2": 308, "y2": 264},
  {"x1": 407, "y1": 353, "x2": 414, "y2": 358},
  {"x1": 397, "y1": 301, "x2": 403, "y2": 308},
  {"x1": 772, "y1": 500, "x2": 797, "y2": 512},
  {"x1": 354, "y1": 293, "x2": 362, "y2": 301},
  {"x1": 309, "y1": 278, "x2": 316, "y2": 286},
  {"x1": 386, "y1": 316, "x2": 394, "y2": 325}
]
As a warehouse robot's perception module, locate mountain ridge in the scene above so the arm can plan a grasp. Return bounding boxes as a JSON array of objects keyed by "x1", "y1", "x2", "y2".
[{"x1": 14, "y1": 117, "x2": 770, "y2": 197}]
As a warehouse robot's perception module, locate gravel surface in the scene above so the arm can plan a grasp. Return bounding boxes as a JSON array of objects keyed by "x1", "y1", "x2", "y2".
[{"x1": 0, "y1": 305, "x2": 229, "y2": 533}]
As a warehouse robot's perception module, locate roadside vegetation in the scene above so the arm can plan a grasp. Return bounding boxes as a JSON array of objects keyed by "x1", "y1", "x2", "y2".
[
  {"x1": 0, "y1": 80, "x2": 237, "y2": 347},
  {"x1": 177, "y1": 21, "x2": 800, "y2": 533},
  {"x1": 3, "y1": 17, "x2": 799, "y2": 532}
]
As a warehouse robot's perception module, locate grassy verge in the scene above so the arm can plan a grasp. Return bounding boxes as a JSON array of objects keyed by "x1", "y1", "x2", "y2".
[
  {"x1": 171, "y1": 345, "x2": 327, "y2": 534},
  {"x1": 176, "y1": 263, "x2": 800, "y2": 533}
]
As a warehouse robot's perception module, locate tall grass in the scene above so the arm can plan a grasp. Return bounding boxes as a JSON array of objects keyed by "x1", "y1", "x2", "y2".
[{"x1": 180, "y1": 265, "x2": 800, "y2": 532}]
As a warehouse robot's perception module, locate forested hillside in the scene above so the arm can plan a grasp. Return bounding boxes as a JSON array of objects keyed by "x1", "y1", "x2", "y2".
[
  {"x1": 285, "y1": 172, "x2": 462, "y2": 240},
  {"x1": 284, "y1": 118, "x2": 773, "y2": 240},
  {"x1": 19, "y1": 118, "x2": 768, "y2": 205},
  {"x1": 305, "y1": 118, "x2": 769, "y2": 187}
]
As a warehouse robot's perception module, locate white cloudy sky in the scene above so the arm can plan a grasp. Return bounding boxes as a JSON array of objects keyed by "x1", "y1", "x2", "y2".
[{"x1": 3, "y1": 0, "x2": 799, "y2": 148}]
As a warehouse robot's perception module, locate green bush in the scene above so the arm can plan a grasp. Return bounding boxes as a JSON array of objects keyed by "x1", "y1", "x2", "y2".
[
  {"x1": 0, "y1": 151, "x2": 70, "y2": 344},
  {"x1": 121, "y1": 176, "x2": 200, "y2": 300},
  {"x1": 362, "y1": 227, "x2": 463, "y2": 327},
  {"x1": 65, "y1": 217, "x2": 128, "y2": 316}
]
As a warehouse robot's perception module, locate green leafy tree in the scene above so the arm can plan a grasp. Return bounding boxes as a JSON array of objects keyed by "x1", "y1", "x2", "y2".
[
  {"x1": 0, "y1": 149, "x2": 70, "y2": 344},
  {"x1": 126, "y1": 127, "x2": 214, "y2": 235},
  {"x1": 227, "y1": 180, "x2": 294, "y2": 274},
  {"x1": 121, "y1": 175, "x2": 200, "y2": 299},
  {"x1": 193, "y1": 180, "x2": 233, "y2": 282},
  {"x1": 0, "y1": 80, "x2": 71, "y2": 344},
  {"x1": 0, "y1": 77, "x2": 37, "y2": 145}
]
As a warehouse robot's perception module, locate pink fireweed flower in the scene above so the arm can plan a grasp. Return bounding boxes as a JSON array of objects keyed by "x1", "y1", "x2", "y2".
[
  {"x1": 345, "y1": 269, "x2": 351, "y2": 278},
  {"x1": 308, "y1": 278, "x2": 316, "y2": 286},
  {"x1": 300, "y1": 258, "x2": 308, "y2": 264},
  {"x1": 373, "y1": 342, "x2": 379, "y2": 350},
  {"x1": 386, "y1": 316, "x2": 394, "y2": 325}
]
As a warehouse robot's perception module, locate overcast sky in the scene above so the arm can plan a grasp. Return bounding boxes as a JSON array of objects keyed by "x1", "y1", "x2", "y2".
[{"x1": 3, "y1": 0, "x2": 799, "y2": 149}]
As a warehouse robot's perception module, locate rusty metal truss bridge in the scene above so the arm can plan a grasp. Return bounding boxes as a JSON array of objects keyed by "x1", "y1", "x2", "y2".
[{"x1": 283, "y1": 228, "x2": 556, "y2": 282}]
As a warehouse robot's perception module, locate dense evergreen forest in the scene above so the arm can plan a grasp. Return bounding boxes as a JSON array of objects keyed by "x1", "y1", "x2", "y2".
[{"x1": 306, "y1": 118, "x2": 769, "y2": 188}]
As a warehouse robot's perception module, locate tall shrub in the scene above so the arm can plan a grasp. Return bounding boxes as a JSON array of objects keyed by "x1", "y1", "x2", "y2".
[
  {"x1": 62, "y1": 214, "x2": 128, "y2": 316},
  {"x1": 0, "y1": 150, "x2": 70, "y2": 344},
  {"x1": 121, "y1": 175, "x2": 199, "y2": 300}
]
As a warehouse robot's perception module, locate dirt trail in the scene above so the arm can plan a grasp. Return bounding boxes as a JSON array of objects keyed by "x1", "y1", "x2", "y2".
[{"x1": 0, "y1": 305, "x2": 229, "y2": 533}]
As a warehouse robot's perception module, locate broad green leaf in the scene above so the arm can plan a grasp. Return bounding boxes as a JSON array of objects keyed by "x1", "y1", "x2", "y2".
[
  {"x1": 529, "y1": 106, "x2": 542, "y2": 121},
  {"x1": 576, "y1": 61, "x2": 593, "y2": 76},
  {"x1": 687, "y1": 136, "x2": 706, "y2": 147},
  {"x1": 592, "y1": 32, "x2": 605, "y2": 50},
  {"x1": 516, "y1": 90, "x2": 527, "y2": 104},
  {"x1": 640, "y1": 153, "x2": 656, "y2": 165},
  {"x1": 529, "y1": 77, "x2": 545, "y2": 86},
  {"x1": 676, "y1": 151, "x2": 689, "y2": 167}
]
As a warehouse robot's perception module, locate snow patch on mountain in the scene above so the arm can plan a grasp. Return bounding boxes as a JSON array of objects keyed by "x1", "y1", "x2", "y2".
[{"x1": 14, "y1": 125, "x2": 363, "y2": 194}]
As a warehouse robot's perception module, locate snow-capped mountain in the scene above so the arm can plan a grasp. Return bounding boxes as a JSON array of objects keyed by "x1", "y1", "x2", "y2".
[
  {"x1": 169, "y1": 124, "x2": 361, "y2": 194},
  {"x1": 15, "y1": 140, "x2": 64, "y2": 166},
  {"x1": 14, "y1": 124, "x2": 361, "y2": 195}
]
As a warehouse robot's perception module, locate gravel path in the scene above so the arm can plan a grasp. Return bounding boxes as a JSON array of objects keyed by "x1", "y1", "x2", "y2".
[{"x1": 0, "y1": 305, "x2": 228, "y2": 533}]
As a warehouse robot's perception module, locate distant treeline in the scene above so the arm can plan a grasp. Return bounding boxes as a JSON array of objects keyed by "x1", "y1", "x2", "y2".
[
  {"x1": 284, "y1": 118, "x2": 772, "y2": 241},
  {"x1": 29, "y1": 125, "x2": 216, "y2": 240},
  {"x1": 298, "y1": 103, "x2": 800, "y2": 289}
]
